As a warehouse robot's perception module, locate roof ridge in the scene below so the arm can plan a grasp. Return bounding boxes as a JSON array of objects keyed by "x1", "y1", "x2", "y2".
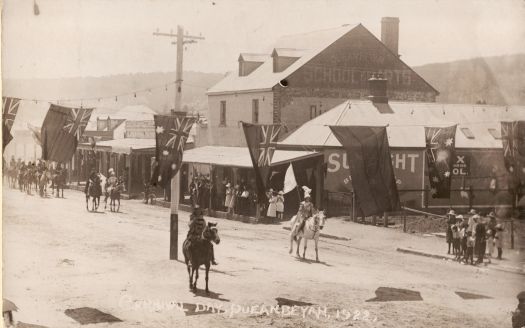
[{"x1": 277, "y1": 24, "x2": 358, "y2": 40}]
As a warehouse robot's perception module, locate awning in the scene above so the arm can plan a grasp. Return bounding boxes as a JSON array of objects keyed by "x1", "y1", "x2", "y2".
[
  {"x1": 78, "y1": 138, "x2": 156, "y2": 154},
  {"x1": 182, "y1": 146, "x2": 321, "y2": 168}
]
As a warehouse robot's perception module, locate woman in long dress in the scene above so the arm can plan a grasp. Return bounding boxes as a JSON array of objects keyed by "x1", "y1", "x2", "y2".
[
  {"x1": 276, "y1": 191, "x2": 285, "y2": 220},
  {"x1": 267, "y1": 190, "x2": 277, "y2": 218}
]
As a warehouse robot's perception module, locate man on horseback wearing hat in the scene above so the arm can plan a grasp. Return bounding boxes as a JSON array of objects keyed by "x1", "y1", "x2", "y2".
[
  {"x1": 187, "y1": 205, "x2": 218, "y2": 265},
  {"x1": 295, "y1": 186, "x2": 316, "y2": 235}
]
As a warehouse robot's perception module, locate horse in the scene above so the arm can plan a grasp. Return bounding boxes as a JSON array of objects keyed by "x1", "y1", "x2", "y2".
[
  {"x1": 183, "y1": 222, "x2": 221, "y2": 293},
  {"x1": 85, "y1": 175, "x2": 102, "y2": 212},
  {"x1": 289, "y1": 210, "x2": 327, "y2": 262},
  {"x1": 109, "y1": 180, "x2": 126, "y2": 212},
  {"x1": 8, "y1": 166, "x2": 18, "y2": 188},
  {"x1": 38, "y1": 170, "x2": 52, "y2": 197},
  {"x1": 52, "y1": 168, "x2": 67, "y2": 198}
]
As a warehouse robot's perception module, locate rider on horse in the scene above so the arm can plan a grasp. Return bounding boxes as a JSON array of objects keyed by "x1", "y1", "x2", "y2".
[
  {"x1": 295, "y1": 186, "x2": 316, "y2": 234},
  {"x1": 187, "y1": 205, "x2": 218, "y2": 265}
]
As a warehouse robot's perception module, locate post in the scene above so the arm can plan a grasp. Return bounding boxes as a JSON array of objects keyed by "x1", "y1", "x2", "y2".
[
  {"x1": 403, "y1": 215, "x2": 407, "y2": 233},
  {"x1": 383, "y1": 212, "x2": 388, "y2": 227},
  {"x1": 174, "y1": 25, "x2": 184, "y2": 113},
  {"x1": 511, "y1": 219, "x2": 514, "y2": 250},
  {"x1": 170, "y1": 172, "x2": 180, "y2": 260},
  {"x1": 351, "y1": 191, "x2": 356, "y2": 222}
]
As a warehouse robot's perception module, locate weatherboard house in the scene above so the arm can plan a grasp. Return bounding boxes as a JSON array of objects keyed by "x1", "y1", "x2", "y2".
[{"x1": 202, "y1": 17, "x2": 438, "y2": 148}]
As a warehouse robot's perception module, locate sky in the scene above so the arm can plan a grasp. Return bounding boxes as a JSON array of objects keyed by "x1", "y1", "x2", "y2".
[{"x1": 2, "y1": 0, "x2": 525, "y2": 79}]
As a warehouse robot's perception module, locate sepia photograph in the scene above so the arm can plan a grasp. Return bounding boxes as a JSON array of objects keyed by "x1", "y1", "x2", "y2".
[{"x1": 1, "y1": 0, "x2": 525, "y2": 327}]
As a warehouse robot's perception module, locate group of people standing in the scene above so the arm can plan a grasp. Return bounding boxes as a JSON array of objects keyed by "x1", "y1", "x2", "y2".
[
  {"x1": 266, "y1": 188, "x2": 285, "y2": 220},
  {"x1": 445, "y1": 209, "x2": 505, "y2": 265}
]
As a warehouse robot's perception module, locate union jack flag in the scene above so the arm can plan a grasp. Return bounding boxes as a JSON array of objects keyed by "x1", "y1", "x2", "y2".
[
  {"x1": 258, "y1": 124, "x2": 281, "y2": 166},
  {"x1": 152, "y1": 114, "x2": 196, "y2": 188},
  {"x1": 63, "y1": 107, "x2": 93, "y2": 139},
  {"x1": 501, "y1": 121, "x2": 525, "y2": 183},
  {"x1": 2, "y1": 97, "x2": 20, "y2": 131},
  {"x1": 242, "y1": 122, "x2": 282, "y2": 203}
]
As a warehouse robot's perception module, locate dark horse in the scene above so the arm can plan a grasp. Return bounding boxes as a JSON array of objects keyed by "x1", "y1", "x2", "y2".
[
  {"x1": 183, "y1": 223, "x2": 220, "y2": 293},
  {"x1": 109, "y1": 179, "x2": 126, "y2": 212},
  {"x1": 85, "y1": 174, "x2": 102, "y2": 212},
  {"x1": 53, "y1": 167, "x2": 67, "y2": 198}
]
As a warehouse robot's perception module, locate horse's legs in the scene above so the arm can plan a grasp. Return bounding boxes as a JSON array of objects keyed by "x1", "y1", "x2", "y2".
[
  {"x1": 296, "y1": 237, "x2": 301, "y2": 257},
  {"x1": 303, "y1": 239, "x2": 308, "y2": 259},
  {"x1": 192, "y1": 267, "x2": 199, "y2": 290},
  {"x1": 205, "y1": 264, "x2": 210, "y2": 293},
  {"x1": 289, "y1": 234, "x2": 294, "y2": 254},
  {"x1": 315, "y1": 237, "x2": 319, "y2": 262},
  {"x1": 117, "y1": 198, "x2": 120, "y2": 212},
  {"x1": 86, "y1": 196, "x2": 89, "y2": 211}
]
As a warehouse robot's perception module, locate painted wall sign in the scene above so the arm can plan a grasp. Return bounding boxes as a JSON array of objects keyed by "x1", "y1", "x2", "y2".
[{"x1": 452, "y1": 154, "x2": 470, "y2": 176}]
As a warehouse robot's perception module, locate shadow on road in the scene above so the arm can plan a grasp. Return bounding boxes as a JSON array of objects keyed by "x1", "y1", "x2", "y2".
[
  {"x1": 294, "y1": 257, "x2": 332, "y2": 267},
  {"x1": 191, "y1": 288, "x2": 230, "y2": 302}
]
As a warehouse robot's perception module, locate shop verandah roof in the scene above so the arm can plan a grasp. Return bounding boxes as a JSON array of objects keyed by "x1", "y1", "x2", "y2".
[
  {"x1": 279, "y1": 100, "x2": 525, "y2": 149},
  {"x1": 182, "y1": 146, "x2": 321, "y2": 168}
]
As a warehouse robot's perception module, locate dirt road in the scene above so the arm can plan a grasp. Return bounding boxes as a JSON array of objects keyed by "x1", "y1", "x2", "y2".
[{"x1": 2, "y1": 187, "x2": 522, "y2": 327}]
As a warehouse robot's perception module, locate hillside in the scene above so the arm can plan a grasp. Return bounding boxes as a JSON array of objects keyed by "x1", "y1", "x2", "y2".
[
  {"x1": 2, "y1": 71, "x2": 224, "y2": 115},
  {"x1": 413, "y1": 54, "x2": 525, "y2": 105}
]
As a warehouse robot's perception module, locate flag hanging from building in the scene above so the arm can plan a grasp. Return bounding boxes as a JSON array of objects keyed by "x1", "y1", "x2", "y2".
[
  {"x1": 2, "y1": 97, "x2": 21, "y2": 151},
  {"x1": 329, "y1": 125, "x2": 400, "y2": 216},
  {"x1": 152, "y1": 115, "x2": 196, "y2": 188},
  {"x1": 242, "y1": 122, "x2": 282, "y2": 203},
  {"x1": 501, "y1": 121, "x2": 525, "y2": 183},
  {"x1": 27, "y1": 123, "x2": 42, "y2": 146},
  {"x1": 283, "y1": 163, "x2": 297, "y2": 194},
  {"x1": 424, "y1": 125, "x2": 457, "y2": 198},
  {"x1": 41, "y1": 104, "x2": 93, "y2": 163}
]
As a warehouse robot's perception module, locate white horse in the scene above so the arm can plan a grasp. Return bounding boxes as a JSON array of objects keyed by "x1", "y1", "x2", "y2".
[{"x1": 289, "y1": 211, "x2": 326, "y2": 262}]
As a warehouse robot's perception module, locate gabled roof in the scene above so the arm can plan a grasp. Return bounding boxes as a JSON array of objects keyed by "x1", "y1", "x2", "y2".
[
  {"x1": 271, "y1": 48, "x2": 307, "y2": 58},
  {"x1": 238, "y1": 53, "x2": 271, "y2": 62},
  {"x1": 279, "y1": 100, "x2": 525, "y2": 149},
  {"x1": 207, "y1": 24, "x2": 360, "y2": 94}
]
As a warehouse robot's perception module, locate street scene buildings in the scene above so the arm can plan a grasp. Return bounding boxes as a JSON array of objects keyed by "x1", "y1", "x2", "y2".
[{"x1": 2, "y1": 1, "x2": 525, "y2": 328}]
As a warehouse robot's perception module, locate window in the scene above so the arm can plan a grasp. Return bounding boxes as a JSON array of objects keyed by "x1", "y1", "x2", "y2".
[
  {"x1": 252, "y1": 99, "x2": 259, "y2": 123},
  {"x1": 220, "y1": 101, "x2": 226, "y2": 126},
  {"x1": 488, "y1": 128, "x2": 502, "y2": 140},
  {"x1": 460, "y1": 127, "x2": 474, "y2": 139},
  {"x1": 310, "y1": 105, "x2": 317, "y2": 119}
]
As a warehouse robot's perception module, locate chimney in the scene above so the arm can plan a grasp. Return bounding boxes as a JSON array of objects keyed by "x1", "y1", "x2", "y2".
[
  {"x1": 381, "y1": 17, "x2": 399, "y2": 56},
  {"x1": 368, "y1": 73, "x2": 388, "y2": 104}
]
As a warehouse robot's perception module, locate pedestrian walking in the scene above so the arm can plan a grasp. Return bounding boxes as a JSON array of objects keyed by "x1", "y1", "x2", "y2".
[{"x1": 465, "y1": 231, "x2": 475, "y2": 265}]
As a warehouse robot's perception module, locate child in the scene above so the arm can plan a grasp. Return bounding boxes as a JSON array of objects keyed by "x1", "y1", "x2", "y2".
[
  {"x1": 495, "y1": 224, "x2": 504, "y2": 260},
  {"x1": 266, "y1": 190, "x2": 277, "y2": 219},
  {"x1": 465, "y1": 231, "x2": 475, "y2": 265},
  {"x1": 276, "y1": 191, "x2": 285, "y2": 220},
  {"x1": 459, "y1": 222, "x2": 467, "y2": 260}
]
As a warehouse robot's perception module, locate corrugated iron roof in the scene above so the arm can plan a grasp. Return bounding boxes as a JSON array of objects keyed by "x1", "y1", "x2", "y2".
[
  {"x1": 280, "y1": 100, "x2": 525, "y2": 149},
  {"x1": 207, "y1": 24, "x2": 359, "y2": 94},
  {"x1": 182, "y1": 146, "x2": 321, "y2": 168}
]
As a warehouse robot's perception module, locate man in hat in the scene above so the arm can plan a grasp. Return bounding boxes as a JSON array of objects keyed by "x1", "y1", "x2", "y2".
[
  {"x1": 475, "y1": 213, "x2": 488, "y2": 264},
  {"x1": 446, "y1": 209, "x2": 456, "y2": 254},
  {"x1": 512, "y1": 291, "x2": 525, "y2": 328},
  {"x1": 187, "y1": 205, "x2": 218, "y2": 265},
  {"x1": 295, "y1": 186, "x2": 316, "y2": 235}
]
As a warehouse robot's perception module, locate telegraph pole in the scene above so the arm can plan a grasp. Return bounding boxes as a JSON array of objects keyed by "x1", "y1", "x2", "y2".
[
  {"x1": 153, "y1": 25, "x2": 205, "y2": 114},
  {"x1": 153, "y1": 25, "x2": 204, "y2": 261}
]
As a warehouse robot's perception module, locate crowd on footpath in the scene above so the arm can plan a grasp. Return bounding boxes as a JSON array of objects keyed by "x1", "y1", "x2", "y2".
[{"x1": 445, "y1": 209, "x2": 505, "y2": 265}]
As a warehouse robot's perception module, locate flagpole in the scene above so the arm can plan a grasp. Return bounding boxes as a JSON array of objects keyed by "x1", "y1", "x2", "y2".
[{"x1": 170, "y1": 171, "x2": 180, "y2": 260}]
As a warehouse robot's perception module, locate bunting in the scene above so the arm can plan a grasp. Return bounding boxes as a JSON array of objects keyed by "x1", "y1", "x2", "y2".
[
  {"x1": 152, "y1": 114, "x2": 196, "y2": 188},
  {"x1": 242, "y1": 122, "x2": 282, "y2": 203},
  {"x1": 329, "y1": 125, "x2": 400, "y2": 216},
  {"x1": 424, "y1": 125, "x2": 457, "y2": 198},
  {"x1": 2, "y1": 97, "x2": 21, "y2": 151},
  {"x1": 41, "y1": 104, "x2": 93, "y2": 163}
]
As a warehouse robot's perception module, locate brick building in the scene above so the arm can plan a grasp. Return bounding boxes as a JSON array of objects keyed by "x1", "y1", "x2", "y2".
[{"x1": 203, "y1": 17, "x2": 438, "y2": 148}]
